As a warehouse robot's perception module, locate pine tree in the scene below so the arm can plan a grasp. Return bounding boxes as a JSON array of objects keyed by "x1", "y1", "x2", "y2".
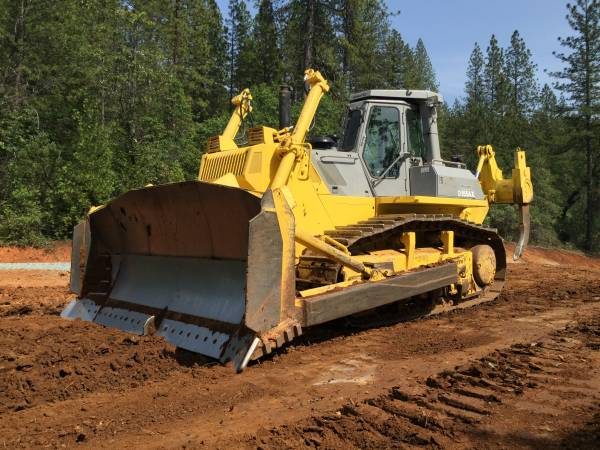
[
  {"x1": 484, "y1": 35, "x2": 507, "y2": 111},
  {"x1": 338, "y1": 0, "x2": 390, "y2": 91},
  {"x1": 186, "y1": 0, "x2": 229, "y2": 120},
  {"x1": 460, "y1": 42, "x2": 488, "y2": 165},
  {"x1": 504, "y1": 30, "x2": 538, "y2": 115},
  {"x1": 247, "y1": 0, "x2": 282, "y2": 85},
  {"x1": 413, "y1": 38, "x2": 438, "y2": 91},
  {"x1": 551, "y1": 0, "x2": 600, "y2": 251},
  {"x1": 279, "y1": 0, "x2": 339, "y2": 92},
  {"x1": 226, "y1": 0, "x2": 252, "y2": 96},
  {"x1": 382, "y1": 29, "x2": 413, "y2": 89},
  {"x1": 525, "y1": 84, "x2": 565, "y2": 245},
  {"x1": 465, "y1": 43, "x2": 486, "y2": 107}
]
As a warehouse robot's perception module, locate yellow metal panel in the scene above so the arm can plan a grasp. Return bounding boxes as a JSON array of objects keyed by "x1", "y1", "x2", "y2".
[{"x1": 375, "y1": 196, "x2": 489, "y2": 224}]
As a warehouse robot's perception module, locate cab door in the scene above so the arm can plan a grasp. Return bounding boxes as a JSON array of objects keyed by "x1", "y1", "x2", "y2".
[{"x1": 360, "y1": 104, "x2": 410, "y2": 196}]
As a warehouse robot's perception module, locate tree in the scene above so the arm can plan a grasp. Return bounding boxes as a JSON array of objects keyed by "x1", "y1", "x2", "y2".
[
  {"x1": 412, "y1": 38, "x2": 438, "y2": 91},
  {"x1": 226, "y1": 0, "x2": 252, "y2": 96},
  {"x1": 465, "y1": 43, "x2": 486, "y2": 108},
  {"x1": 382, "y1": 29, "x2": 414, "y2": 89},
  {"x1": 551, "y1": 0, "x2": 600, "y2": 251},
  {"x1": 246, "y1": 0, "x2": 282, "y2": 85},
  {"x1": 338, "y1": 0, "x2": 390, "y2": 91},
  {"x1": 484, "y1": 35, "x2": 507, "y2": 111},
  {"x1": 452, "y1": 43, "x2": 488, "y2": 166},
  {"x1": 279, "y1": 0, "x2": 339, "y2": 93},
  {"x1": 504, "y1": 30, "x2": 538, "y2": 115},
  {"x1": 525, "y1": 84, "x2": 565, "y2": 246}
]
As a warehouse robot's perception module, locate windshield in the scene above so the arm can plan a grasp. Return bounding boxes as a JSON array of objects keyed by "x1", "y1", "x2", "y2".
[{"x1": 339, "y1": 108, "x2": 362, "y2": 151}]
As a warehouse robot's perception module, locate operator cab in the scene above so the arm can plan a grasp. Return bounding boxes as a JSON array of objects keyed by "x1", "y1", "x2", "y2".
[{"x1": 310, "y1": 90, "x2": 485, "y2": 200}]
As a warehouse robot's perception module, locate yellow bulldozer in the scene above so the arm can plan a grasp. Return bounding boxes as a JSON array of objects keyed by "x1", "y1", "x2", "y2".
[{"x1": 62, "y1": 69, "x2": 533, "y2": 371}]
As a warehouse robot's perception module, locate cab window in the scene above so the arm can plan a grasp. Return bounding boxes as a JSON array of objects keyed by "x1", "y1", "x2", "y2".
[
  {"x1": 362, "y1": 106, "x2": 401, "y2": 177},
  {"x1": 406, "y1": 108, "x2": 425, "y2": 158},
  {"x1": 340, "y1": 109, "x2": 362, "y2": 151}
]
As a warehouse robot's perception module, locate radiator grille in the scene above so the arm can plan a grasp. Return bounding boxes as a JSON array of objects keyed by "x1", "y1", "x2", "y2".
[
  {"x1": 199, "y1": 149, "x2": 248, "y2": 181},
  {"x1": 206, "y1": 136, "x2": 221, "y2": 153},
  {"x1": 247, "y1": 127, "x2": 265, "y2": 146}
]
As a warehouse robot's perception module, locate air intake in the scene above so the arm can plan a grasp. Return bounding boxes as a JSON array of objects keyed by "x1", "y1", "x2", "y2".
[{"x1": 199, "y1": 148, "x2": 248, "y2": 181}]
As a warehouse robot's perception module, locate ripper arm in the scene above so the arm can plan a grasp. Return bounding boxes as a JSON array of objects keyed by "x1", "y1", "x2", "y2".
[{"x1": 475, "y1": 145, "x2": 534, "y2": 260}]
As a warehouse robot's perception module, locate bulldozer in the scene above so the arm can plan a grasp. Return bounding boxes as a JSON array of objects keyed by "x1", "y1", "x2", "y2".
[{"x1": 62, "y1": 69, "x2": 533, "y2": 371}]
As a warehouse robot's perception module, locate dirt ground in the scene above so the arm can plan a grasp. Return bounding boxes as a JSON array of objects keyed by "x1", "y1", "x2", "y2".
[
  {"x1": 0, "y1": 242, "x2": 71, "y2": 263},
  {"x1": 0, "y1": 245, "x2": 599, "y2": 449}
]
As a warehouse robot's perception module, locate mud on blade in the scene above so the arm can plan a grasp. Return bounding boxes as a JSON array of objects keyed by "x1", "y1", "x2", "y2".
[{"x1": 62, "y1": 181, "x2": 263, "y2": 371}]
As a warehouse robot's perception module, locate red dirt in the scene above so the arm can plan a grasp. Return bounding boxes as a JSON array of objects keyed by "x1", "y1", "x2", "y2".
[
  {"x1": 0, "y1": 245, "x2": 599, "y2": 448},
  {"x1": 506, "y1": 242, "x2": 600, "y2": 268},
  {"x1": 0, "y1": 241, "x2": 71, "y2": 262},
  {"x1": 0, "y1": 269, "x2": 69, "y2": 287}
]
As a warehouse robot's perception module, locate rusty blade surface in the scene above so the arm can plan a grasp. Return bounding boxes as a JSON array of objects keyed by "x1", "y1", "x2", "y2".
[{"x1": 89, "y1": 180, "x2": 261, "y2": 260}]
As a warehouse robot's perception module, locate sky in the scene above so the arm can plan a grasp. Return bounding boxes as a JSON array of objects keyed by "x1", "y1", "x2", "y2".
[
  {"x1": 215, "y1": 0, "x2": 573, "y2": 103},
  {"x1": 389, "y1": 0, "x2": 571, "y2": 102}
]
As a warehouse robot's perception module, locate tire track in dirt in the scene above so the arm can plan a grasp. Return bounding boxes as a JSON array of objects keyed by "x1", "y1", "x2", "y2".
[
  {"x1": 235, "y1": 315, "x2": 600, "y2": 449},
  {"x1": 0, "y1": 257, "x2": 599, "y2": 448}
]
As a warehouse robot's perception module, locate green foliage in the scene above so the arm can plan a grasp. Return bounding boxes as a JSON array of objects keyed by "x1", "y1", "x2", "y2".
[
  {"x1": 483, "y1": 35, "x2": 507, "y2": 113},
  {"x1": 0, "y1": 185, "x2": 46, "y2": 246},
  {"x1": 382, "y1": 30, "x2": 412, "y2": 88},
  {"x1": 0, "y1": 0, "x2": 595, "y2": 255},
  {"x1": 465, "y1": 43, "x2": 485, "y2": 108},
  {"x1": 411, "y1": 39, "x2": 438, "y2": 91},
  {"x1": 443, "y1": 19, "x2": 599, "y2": 251},
  {"x1": 227, "y1": 0, "x2": 253, "y2": 96},
  {"x1": 505, "y1": 30, "x2": 538, "y2": 114},
  {"x1": 550, "y1": 0, "x2": 600, "y2": 251},
  {"x1": 244, "y1": 0, "x2": 282, "y2": 85},
  {"x1": 0, "y1": 108, "x2": 59, "y2": 245}
]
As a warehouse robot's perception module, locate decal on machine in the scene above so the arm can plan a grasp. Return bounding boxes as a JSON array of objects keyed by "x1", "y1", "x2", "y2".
[{"x1": 457, "y1": 187, "x2": 476, "y2": 198}]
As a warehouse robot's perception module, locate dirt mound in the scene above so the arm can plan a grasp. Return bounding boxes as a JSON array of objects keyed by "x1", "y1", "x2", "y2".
[
  {"x1": 0, "y1": 316, "x2": 203, "y2": 414},
  {"x1": 0, "y1": 286, "x2": 70, "y2": 317},
  {"x1": 0, "y1": 241, "x2": 71, "y2": 262},
  {"x1": 0, "y1": 270, "x2": 71, "y2": 317},
  {"x1": 507, "y1": 243, "x2": 600, "y2": 268}
]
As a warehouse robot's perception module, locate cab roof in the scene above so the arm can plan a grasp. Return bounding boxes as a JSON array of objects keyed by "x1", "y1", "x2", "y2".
[{"x1": 349, "y1": 89, "x2": 443, "y2": 104}]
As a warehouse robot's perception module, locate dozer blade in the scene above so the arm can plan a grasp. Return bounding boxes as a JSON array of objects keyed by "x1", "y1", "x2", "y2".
[{"x1": 62, "y1": 181, "x2": 266, "y2": 371}]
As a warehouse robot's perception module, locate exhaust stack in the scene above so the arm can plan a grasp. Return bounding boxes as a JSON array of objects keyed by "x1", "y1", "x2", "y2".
[{"x1": 279, "y1": 85, "x2": 292, "y2": 129}]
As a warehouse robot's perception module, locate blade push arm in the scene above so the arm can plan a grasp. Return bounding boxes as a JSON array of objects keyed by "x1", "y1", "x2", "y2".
[
  {"x1": 265, "y1": 70, "x2": 374, "y2": 280},
  {"x1": 475, "y1": 145, "x2": 533, "y2": 260},
  {"x1": 271, "y1": 69, "x2": 329, "y2": 189}
]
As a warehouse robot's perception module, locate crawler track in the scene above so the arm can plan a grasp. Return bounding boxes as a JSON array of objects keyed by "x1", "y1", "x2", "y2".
[{"x1": 301, "y1": 214, "x2": 507, "y2": 311}]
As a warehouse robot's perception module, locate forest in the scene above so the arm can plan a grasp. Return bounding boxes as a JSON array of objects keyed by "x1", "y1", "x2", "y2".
[{"x1": 0, "y1": 0, "x2": 598, "y2": 252}]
